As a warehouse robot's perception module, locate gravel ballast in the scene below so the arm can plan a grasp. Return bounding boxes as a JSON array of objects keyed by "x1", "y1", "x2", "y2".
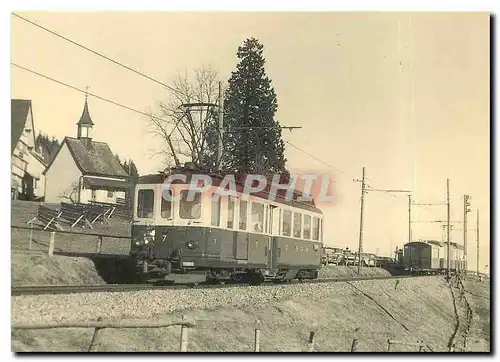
[
  {"x1": 12, "y1": 282, "x2": 354, "y2": 325},
  {"x1": 13, "y1": 276, "x2": 488, "y2": 352}
]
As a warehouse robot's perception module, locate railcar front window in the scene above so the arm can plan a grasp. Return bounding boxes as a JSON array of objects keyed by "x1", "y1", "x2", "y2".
[
  {"x1": 251, "y1": 202, "x2": 265, "y2": 233},
  {"x1": 161, "y1": 189, "x2": 172, "y2": 219},
  {"x1": 282, "y1": 210, "x2": 292, "y2": 237},
  {"x1": 227, "y1": 197, "x2": 235, "y2": 229},
  {"x1": 180, "y1": 190, "x2": 202, "y2": 219},
  {"x1": 211, "y1": 194, "x2": 221, "y2": 227},
  {"x1": 312, "y1": 217, "x2": 320, "y2": 240},
  {"x1": 303, "y1": 215, "x2": 311, "y2": 239},
  {"x1": 293, "y1": 213, "x2": 302, "y2": 238},
  {"x1": 239, "y1": 200, "x2": 248, "y2": 230},
  {"x1": 137, "y1": 189, "x2": 155, "y2": 218}
]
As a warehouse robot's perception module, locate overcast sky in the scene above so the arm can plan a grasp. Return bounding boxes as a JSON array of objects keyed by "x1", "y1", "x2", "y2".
[{"x1": 10, "y1": 12, "x2": 490, "y2": 272}]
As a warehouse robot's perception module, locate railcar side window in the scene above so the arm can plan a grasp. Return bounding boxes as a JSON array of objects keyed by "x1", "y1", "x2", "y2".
[
  {"x1": 303, "y1": 215, "x2": 311, "y2": 239},
  {"x1": 211, "y1": 194, "x2": 221, "y2": 226},
  {"x1": 227, "y1": 197, "x2": 235, "y2": 229},
  {"x1": 179, "y1": 190, "x2": 202, "y2": 219},
  {"x1": 137, "y1": 189, "x2": 154, "y2": 218},
  {"x1": 312, "y1": 217, "x2": 320, "y2": 240},
  {"x1": 251, "y1": 202, "x2": 265, "y2": 233},
  {"x1": 161, "y1": 189, "x2": 172, "y2": 219},
  {"x1": 282, "y1": 210, "x2": 292, "y2": 237},
  {"x1": 239, "y1": 200, "x2": 248, "y2": 230},
  {"x1": 293, "y1": 213, "x2": 302, "y2": 238}
]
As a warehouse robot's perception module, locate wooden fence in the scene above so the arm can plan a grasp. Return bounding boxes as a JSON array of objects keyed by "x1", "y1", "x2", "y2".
[
  {"x1": 12, "y1": 315, "x2": 319, "y2": 352},
  {"x1": 12, "y1": 314, "x2": 453, "y2": 352},
  {"x1": 13, "y1": 225, "x2": 130, "y2": 257}
]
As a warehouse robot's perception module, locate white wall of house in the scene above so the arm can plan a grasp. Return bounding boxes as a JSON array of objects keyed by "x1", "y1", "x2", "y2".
[
  {"x1": 44, "y1": 142, "x2": 82, "y2": 203},
  {"x1": 11, "y1": 107, "x2": 38, "y2": 194},
  {"x1": 25, "y1": 153, "x2": 46, "y2": 199},
  {"x1": 80, "y1": 186, "x2": 126, "y2": 204}
]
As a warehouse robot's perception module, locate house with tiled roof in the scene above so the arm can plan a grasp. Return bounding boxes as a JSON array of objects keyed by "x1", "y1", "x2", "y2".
[
  {"x1": 43, "y1": 97, "x2": 130, "y2": 204},
  {"x1": 11, "y1": 99, "x2": 47, "y2": 201}
]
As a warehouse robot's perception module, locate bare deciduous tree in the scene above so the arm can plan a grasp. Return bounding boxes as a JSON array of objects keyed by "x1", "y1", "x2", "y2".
[
  {"x1": 147, "y1": 65, "x2": 222, "y2": 169},
  {"x1": 60, "y1": 180, "x2": 80, "y2": 204}
]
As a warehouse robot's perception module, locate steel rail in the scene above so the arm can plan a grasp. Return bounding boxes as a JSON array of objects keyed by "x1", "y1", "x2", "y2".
[{"x1": 12, "y1": 274, "x2": 433, "y2": 297}]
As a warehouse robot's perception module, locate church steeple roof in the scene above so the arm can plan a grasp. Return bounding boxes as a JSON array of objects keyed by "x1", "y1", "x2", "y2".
[{"x1": 77, "y1": 96, "x2": 94, "y2": 126}]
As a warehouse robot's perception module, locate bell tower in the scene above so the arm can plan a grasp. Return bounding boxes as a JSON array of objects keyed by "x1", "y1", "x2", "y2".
[{"x1": 77, "y1": 90, "x2": 94, "y2": 148}]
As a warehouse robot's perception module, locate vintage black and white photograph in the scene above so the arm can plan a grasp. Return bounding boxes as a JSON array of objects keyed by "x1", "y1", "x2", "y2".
[{"x1": 9, "y1": 9, "x2": 490, "y2": 353}]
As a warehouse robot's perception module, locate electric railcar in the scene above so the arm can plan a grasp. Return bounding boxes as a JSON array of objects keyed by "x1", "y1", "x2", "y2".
[{"x1": 130, "y1": 166, "x2": 324, "y2": 284}]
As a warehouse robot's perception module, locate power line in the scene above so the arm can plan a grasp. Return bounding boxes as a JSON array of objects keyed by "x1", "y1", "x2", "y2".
[
  {"x1": 285, "y1": 141, "x2": 341, "y2": 172},
  {"x1": 12, "y1": 13, "x2": 183, "y2": 97},
  {"x1": 11, "y1": 63, "x2": 182, "y2": 137}
]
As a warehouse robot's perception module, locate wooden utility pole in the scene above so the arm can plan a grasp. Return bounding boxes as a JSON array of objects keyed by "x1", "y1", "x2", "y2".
[
  {"x1": 408, "y1": 194, "x2": 412, "y2": 243},
  {"x1": 356, "y1": 167, "x2": 366, "y2": 274},
  {"x1": 217, "y1": 81, "x2": 224, "y2": 170},
  {"x1": 476, "y1": 209, "x2": 480, "y2": 275},
  {"x1": 446, "y1": 179, "x2": 451, "y2": 281},
  {"x1": 463, "y1": 194, "x2": 471, "y2": 274}
]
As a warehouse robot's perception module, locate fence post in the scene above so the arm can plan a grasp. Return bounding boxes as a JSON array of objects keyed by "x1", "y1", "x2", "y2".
[
  {"x1": 387, "y1": 339, "x2": 392, "y2": 352},
  {"x1": 29, "y1": 222, "x2": 33, "y2": 251},
  {"x1": 308, "y1": 323, "x2": 317, "y2": 352},
  {"x1": 418, "y1": 340, "x2": 424, "y2": 352},
  {"x1": 350, "y1": 327, "x2": 361, "y2": 352},
  {"x1": 48, "y1": 231, "x2": 55, "y2": 257},
  {"x1": 88, "y1": 317, "x2": 104, "y2": 352},
  {"x1": 96, "y1": 236, "x2": 103, "y2": 254},
  {"x1": 179, "y1": 315, "x2": 189, "y2": 352},
  {"x1": 254, "y1": 319, "x2": 261, "y2": 352}
]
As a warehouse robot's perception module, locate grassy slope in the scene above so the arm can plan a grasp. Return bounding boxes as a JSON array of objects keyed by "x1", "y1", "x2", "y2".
[
  {"x1": 11, "y1": 200, "x2": 130, "y2": 255},
  {"x1": 12, "y1": 277, "x2": 489, "y2": 352},
  {"x1": 463, "y1": 278, "x2": 491, "y2": 352}
]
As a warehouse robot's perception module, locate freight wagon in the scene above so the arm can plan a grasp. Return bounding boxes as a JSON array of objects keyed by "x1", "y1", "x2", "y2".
[{"x1": 403, "y1": 240, "x2": 465, "y2": 275}]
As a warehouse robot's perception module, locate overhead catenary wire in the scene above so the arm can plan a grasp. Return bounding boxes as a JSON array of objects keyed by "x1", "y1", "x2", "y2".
[
  {"x1": 285, "y1": 141, "x2": 341, "y2": 172},
  {"x1": 12, "y1": 13, "x2": 184, "y2": 97},
  {"x1": 11, "y1": 63, "x2": 182, "y2": 137},
  {"x1": 13, "y1": 12, "x2": 349, "y2": 180}
]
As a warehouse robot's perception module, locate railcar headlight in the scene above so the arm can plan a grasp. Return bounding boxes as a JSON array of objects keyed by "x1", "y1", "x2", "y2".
[{"x1": 187, "y1": 240, "x2": 195, "y2": 249}]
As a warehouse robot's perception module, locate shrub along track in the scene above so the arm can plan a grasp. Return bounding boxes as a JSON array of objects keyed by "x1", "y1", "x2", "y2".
[{"x1": 12, "y1": 274, "x2": 430, "y2": 297}]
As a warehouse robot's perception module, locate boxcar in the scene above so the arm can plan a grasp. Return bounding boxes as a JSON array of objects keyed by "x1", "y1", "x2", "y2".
[
  {"x1": 130, "y1": 167, "x2": 324, "y2": 284},
  {"x1": 403, "y1": 240, "x2": 464, "y2": 274}
]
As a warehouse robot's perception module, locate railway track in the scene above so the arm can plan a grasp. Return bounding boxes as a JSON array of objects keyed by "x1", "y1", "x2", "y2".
[{"x1": 12, "y1": 274, "x2": 431, "y2": 296}]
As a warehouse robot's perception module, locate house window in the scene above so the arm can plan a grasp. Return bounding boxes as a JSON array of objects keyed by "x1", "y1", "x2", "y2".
[
  {"x1": 91, "y1": 190, "x2": 97, "y2": 201},
  {"x1": 107, "y1": 190, "x2": 114, "y2": 198},
  {"x1": 33, "y1": 179, "x2": 38, "y2": 190},
  {"x1": 179, "y1": 190, "x2": 201, "y2": 219},
  {"x1": 137, "y1": 189, "x2": 154, "y2": 218},
  {"x1": 282, "y1": 210, "x2": 292, "y2": 237}
]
